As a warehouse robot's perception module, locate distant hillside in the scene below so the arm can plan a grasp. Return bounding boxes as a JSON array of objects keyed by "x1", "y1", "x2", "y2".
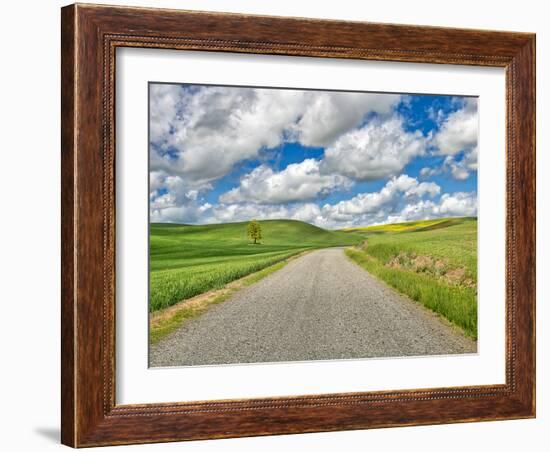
[{"x1": 342, "y1": 217, "x2": 476, "y2": 234}]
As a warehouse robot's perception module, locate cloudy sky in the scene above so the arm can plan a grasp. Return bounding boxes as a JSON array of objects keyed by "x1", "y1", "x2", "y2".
[{"x1": 149, "y1": 83, "x2": 478, "y2": 229}]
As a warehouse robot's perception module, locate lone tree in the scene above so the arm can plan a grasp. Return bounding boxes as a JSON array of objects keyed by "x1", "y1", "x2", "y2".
[{"x1": 247, "y1": 220, "x2": 262, "y2": 245}]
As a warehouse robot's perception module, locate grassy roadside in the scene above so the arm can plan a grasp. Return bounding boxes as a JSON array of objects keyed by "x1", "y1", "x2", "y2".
[
  {"x1": 343, "y1": 217, "x2": 477, "y2": 339},
  {"x1": 150, "y1": 256, "x2": 294, "y2": 345}
]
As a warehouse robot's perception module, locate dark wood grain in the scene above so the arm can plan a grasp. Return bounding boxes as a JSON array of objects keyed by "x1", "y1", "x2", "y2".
[
  {"x1": 60, "y1": 5, "x2": 76, "y2": 446},
  {"x1": 61, "y1": 3, "x2": 536, "y2": 447}
]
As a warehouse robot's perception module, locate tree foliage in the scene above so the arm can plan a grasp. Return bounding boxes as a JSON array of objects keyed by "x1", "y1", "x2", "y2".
[{"x1": 247, "y1": 220, "x2": 263, "y2": 244}]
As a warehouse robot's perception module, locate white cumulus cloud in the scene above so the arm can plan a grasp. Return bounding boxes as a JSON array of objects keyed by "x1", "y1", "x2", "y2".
[
  {"x1": 148, "y1": 84, "x2": 477, "y2": 228},
  {"x1": 150, "y1": 85, "x2": 306, "y2": 187},
  {"x1": 437, "y1": 192, "x2": 478, "y2": 217},
  {"x1": 320, "y1": 175, "x2": 440, "y2": 226},
  {"x1": 386, "y1": 192, "x2": 477, "y2": 224},
  {"x1": 219, "y1": 159, "x2": 351, "y2": 205},
  {"x1": 291, "y1": 91, "x2": 400, "y2": 147},
  {"x1": 429, "y1": 98, "x2": 478, "y2": 180},
  {"x1": 165, "y1": 175, "x2": 476, "y2": 229},
  {"x1": 149, "y1": 169, "x2": 212, "y2": 223},
  {"x1": 149, "y1": 84, "x2": 403, "y2": 188},
  {"x1": 208, "y1": 202, "x2": 324, "y2": 225},
  {"x1": 322, "y1": 116, "x2": 427, "y2": 180},
  {"x1": 433, "y1": 98, "x2": 478, "y2": 156}
]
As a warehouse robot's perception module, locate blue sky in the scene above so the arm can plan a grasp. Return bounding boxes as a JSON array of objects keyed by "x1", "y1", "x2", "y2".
[{"x1": 149, "y1": 84, "x2": 478, "y2": 228}]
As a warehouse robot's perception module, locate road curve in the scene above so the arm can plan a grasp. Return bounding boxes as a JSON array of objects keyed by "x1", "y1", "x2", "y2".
[{"x1": 150, "y1": 248, "x2": 476, "y2": 367}]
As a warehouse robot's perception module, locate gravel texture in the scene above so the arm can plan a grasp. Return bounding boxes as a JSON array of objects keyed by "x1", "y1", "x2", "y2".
[{"x1": 150, "y1": 248, "x2": 476, "y2": 367}]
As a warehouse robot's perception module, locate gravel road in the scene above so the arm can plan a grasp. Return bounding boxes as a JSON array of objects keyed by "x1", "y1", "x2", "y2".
[{"x1": 150, "y1": 248, "x2": 476, "y2": 367}]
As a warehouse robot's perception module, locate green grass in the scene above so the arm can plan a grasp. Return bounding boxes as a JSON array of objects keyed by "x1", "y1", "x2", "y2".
[
  {"x1": 344, "y1": 217, "x2": 477, "y2": 339},
  {"x1": 150, "y1": 219, "x2": 363, "y2": 312}
]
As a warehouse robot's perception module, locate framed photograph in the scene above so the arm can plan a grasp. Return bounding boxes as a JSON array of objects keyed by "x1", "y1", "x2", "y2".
[{"x1": 61, "y1": 3, "x2": 535, "y2": 447}]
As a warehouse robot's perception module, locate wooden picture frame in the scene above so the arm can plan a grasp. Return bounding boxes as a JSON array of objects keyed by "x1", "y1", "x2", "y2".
[{"x1": 61, "y1": 3, "x2": 535, "y2": 447}]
